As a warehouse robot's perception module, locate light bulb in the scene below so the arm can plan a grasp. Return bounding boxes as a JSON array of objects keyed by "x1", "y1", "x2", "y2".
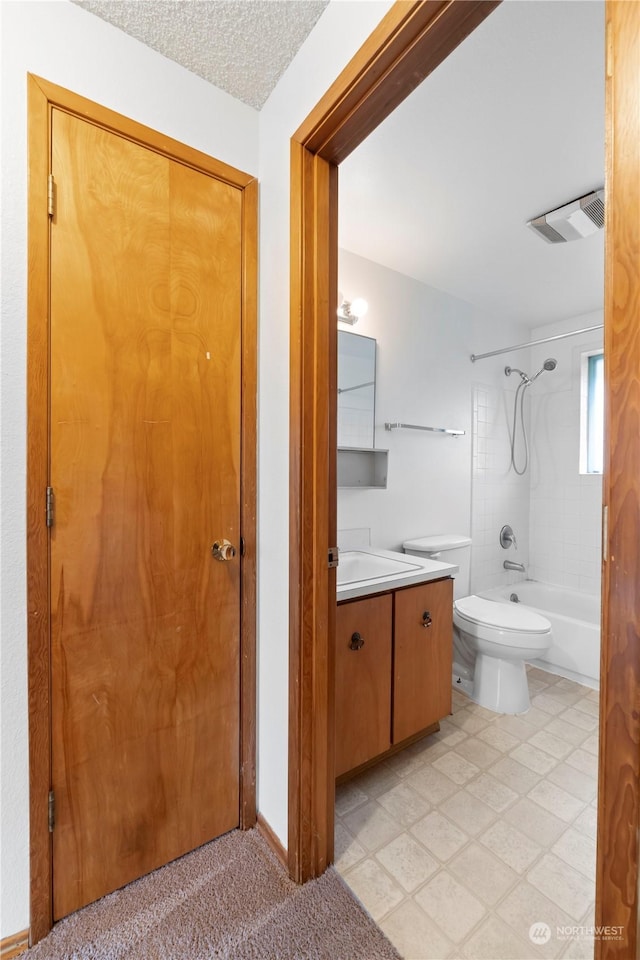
[{"x1": 350, "y1": 298, "x2": 368, "y2": 319}]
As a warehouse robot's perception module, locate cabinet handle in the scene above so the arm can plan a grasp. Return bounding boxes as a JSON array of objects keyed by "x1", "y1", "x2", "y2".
[
  {"x1": 349, "y1": 632, "x2": 365, "y2": 650},
  {"x1": 421, "y1": 611, "x2": 432, "y2": 628}
]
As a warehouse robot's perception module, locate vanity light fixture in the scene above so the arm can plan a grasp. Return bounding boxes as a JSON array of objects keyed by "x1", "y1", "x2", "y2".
[{"x1": 337, "y1": 294, "x2": 368, "y2": 325}]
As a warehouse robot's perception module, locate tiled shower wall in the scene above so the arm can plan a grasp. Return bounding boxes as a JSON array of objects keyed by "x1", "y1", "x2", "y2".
[
  {"x1": 528, "y1": 314, "x2": 603, "y2": 596},
  {"x1": 470, "y1": 312, "x2": 603, "y2": 598},
  {"x1": 471, "y1": 383, "x2": 530, "y2": 593}
]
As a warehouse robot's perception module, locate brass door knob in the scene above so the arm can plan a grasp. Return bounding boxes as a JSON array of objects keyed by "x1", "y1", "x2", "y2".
[
  {"x1": 349, "y1": 632, "x2": 365, "y2": 651},
  {"x1": 421, "y1": 611, "x2": 432, "y2": 628},
  {"x1": 211, "y1": 539, "x2": 237, "y2": 561}
]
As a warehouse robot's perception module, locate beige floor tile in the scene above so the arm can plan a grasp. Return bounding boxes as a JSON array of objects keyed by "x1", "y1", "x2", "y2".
[
  {"x1": 529, "y1": 729, "x2": 574, "y2": 761},
  {"x1": 342, "y1": 799, "x2": 403, "y2": 852},
  {"x1": 380, "y1": 899, "x2": 453, "y2": 960},
  {"x1": 479, "y1": 819, "x2": 542, "y2": 874},
  {"x1": 432, "y1": 751, "x2": 480, "y2": 785},
  {"x1": 496, "y1": 715, "x2": 539, "y2": 740},
  {"x1": 547, "y1": 762, "x2": 597, "y2": 803},
  {"x1": 532, "y1": 693, "x2": 568, "y2": 716},
  {"x1": 440, "y1": 788, "x2": 497, "y2": 836},
  {"x1": 498, "y1": 881, "x2": 575, "y2": 959},
  {"x1": 342, "y1": 856, "x2": 405, "y2": 922},
  {"x1": 334, "y1": 820, "x2": 367, "y2": 871},
  {"x1": 410, "y1": 810, "x2": 469, "y2": 862},
  {"x1": 543, "y1": 688, "x2": 582, "y2": 708},
  {"x1": 528, "y1": 667, "x2": 559, "y2": 685},
  {"x1": 449, "y1": 842, "x2": 519, "y2": 906},
  {"x1": 377, "y1": 780, "x2": 432, "y2": 828},
  {"x1": 559, "y1": 706, "x2": 599, "y2": 732},
  {"x1": 465, "y1": 702, "x2": 499, "y2": 721},
  {"x1": 503, "y1": 797, "x2": 567, "y2": 847},
  {"x1": 528, "y1": 780, "x2": 586, "y2": 823},
  {"x1": 466, "y1": 772, "x2": 519, "y2": 812},
  {"x1": 573, "y1": 805, "x2": 597, "y2": 839},
  {"x1": 376, "y1": 831, "x2": 439, "y2": 892},
  {"x1": 489, "y1": 755, "x2": 541, "y2": 794},
  {"x1": 565, "y1": 748, "x2": 598, "y2": 778},
  {"x1": 561, "y1": 933, "x2": 596, "y2": 958},
  {"x1": 461, "y1": 914, "x2": 537, "y2": 959},
  {"x1": 520, "y1": 705, "x2": 553, "y2": 729},
  {"x1": 585, "y1": 688, "x2": 600, "y2": 703},
  {"x1": 580, "y1": 734, "x2": 599, "y2": 756},
  {"x1": 511, "y1": 741, "x2": 559, "y2": 775},
  {"x1": 407, "y1": 766, "x2": 459, "y2": 805},
  {"x1": 554, "y1": 679, "x2": 586, "y2": 696},
  {"x1": 383, "y1": 748, "x2": 431, "y2": 779},
  {"x1": 528, "y1": 853, "x2": 595, "y2": 921},
  {"x1": 453, "y1": 736, "x2": 501, "y2": 769},
  {"x1": 434, "y1": 718, "x2": 469, "y2": 746},
  {"x1": 352, "y1": 763, "x2": 402, "y2": 799},
  {"x1": 448, "y1": 709, "x2": 490, "y2": 735},
  {"x1": 335, "y1": 781, "x2": 368, "y2": 816},
  {"x1": 571, "y1": 698, "x2": 599, "y2": 718},
  {"x1": 476, "y1": 724, "x2": 520, "y2": 753},
  {"x1": 552, "y1": 827, "x2": 596, "y2": 879},
  {"x1": 414, "y1": 870, "x2": 486, "y2": 943},
  {"x1": 544, "y1": 717, "x2": 590, "y2": 747}
]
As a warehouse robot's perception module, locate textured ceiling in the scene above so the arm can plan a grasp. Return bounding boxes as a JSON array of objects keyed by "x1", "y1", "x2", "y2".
[{"x1": 73, "y1": 0, "x2": 330, "y2": 109}]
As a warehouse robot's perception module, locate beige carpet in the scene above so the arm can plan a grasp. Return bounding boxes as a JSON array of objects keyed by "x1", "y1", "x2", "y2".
[{"x1": 28, "y1": 829, "x2": 401, "y2": 959}]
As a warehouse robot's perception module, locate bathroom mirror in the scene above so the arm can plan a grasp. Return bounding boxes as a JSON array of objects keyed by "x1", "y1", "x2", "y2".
[{"x1": 337, "y1": 331, "x2": 376, "y2": 448}]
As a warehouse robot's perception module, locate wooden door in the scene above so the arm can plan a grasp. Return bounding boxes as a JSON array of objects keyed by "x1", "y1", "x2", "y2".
[
  {"x1": 49, "y1": 108, "x2": 242, "y2": 919},
  {"x1": 335, "y1": 595, "x2": 392, "y2": 776},
  {"x1": 393, "y1": 579, "x2": 453, "y2": 744}
]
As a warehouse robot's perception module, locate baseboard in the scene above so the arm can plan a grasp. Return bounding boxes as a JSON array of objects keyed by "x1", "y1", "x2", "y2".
[
  {"x1": 0, "y1": 930, "x2": 29, "y2": 959},
  {"x1": 256, "y1": 813, "x2": 288, "y2": 870}
]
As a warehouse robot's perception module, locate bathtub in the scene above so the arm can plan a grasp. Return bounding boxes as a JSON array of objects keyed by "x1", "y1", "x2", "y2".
[{"x1": 478, "y1": 580, "x2": 600, "y2": 689}]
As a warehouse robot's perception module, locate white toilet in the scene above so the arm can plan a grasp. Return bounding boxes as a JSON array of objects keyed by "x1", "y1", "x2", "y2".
[{"x1": 402, "y1": 534, "x2": 552, "y2": 714}]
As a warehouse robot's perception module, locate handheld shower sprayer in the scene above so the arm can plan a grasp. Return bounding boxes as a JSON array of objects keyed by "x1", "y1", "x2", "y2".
[{"x1": 505, "y1": 358, "x2": 558, "y2": 474}]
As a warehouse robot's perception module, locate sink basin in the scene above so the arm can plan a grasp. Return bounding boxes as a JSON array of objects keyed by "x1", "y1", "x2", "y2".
[{"x1": 337, "y1": 550, "x2": 421, "y2": 586}]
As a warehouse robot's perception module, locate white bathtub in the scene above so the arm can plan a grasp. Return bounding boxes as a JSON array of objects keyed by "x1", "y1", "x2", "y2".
[{"x1": 479, "y1": 581, "x2": 600, "y2": 689}]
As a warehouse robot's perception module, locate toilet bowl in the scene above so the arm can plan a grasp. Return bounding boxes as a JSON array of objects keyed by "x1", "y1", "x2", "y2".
[
  {"x1": 453, "y1": 595, "x2": 551, "y2": 714},
  {"x1": 403, "y1": 534, "x2": 552, "y2": 714}
]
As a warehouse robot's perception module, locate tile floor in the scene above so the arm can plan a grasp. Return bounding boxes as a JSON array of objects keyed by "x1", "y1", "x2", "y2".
[{"x1": 335, "y1": 668, "x2": 599, "y2": 960}]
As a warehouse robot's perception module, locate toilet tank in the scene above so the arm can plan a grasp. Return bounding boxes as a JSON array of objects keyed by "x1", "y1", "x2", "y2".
[{"x1": 403, "y1": 534, "x2": 471, "y2": 600}]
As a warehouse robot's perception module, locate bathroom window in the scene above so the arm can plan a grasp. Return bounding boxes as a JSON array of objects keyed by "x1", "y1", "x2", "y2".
[{"x1": 580, "y1": 350, "x2": 604, "y2": 474}]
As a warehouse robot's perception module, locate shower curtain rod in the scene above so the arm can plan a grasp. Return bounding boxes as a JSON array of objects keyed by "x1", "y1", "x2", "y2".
[{"x1": 470, "y1": 324, "x2": 604, "y2": 362}]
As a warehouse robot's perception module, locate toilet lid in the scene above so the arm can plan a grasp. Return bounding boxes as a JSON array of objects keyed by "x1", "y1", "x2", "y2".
[{"x1": 454, "y1": 596, "x2": 551, "y2": 634}]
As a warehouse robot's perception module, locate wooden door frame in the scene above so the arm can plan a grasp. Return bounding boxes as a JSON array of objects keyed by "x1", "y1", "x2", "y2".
[
  {"x1": 26, "y1": 74, "x2": 258, "y2": 945},
  {"x1": 289, "y1": 3, "x2": 640, "y2": 958}
]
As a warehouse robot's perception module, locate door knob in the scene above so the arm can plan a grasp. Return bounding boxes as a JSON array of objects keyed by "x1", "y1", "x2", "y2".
[
  {"x1": 421, "y1": 611, "x2": 432, "y2": 628},
  {"x1": 211, "y1": 539, "x2": 237, "y2": 561},
  {"x1": 349, "y1": 632, "x2": 365, "y2": 651}
]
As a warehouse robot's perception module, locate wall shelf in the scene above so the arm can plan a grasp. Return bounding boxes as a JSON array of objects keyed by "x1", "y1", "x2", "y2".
[
  {"x1": 384, "y1": 421, "x2": 465, "y2": 437},
  {"x1": 337, "y1": 447, "x2": 388, "y2": 488}
]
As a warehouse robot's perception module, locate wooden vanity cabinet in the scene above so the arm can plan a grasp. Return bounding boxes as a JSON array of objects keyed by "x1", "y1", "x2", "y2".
[
  {"x1": 335, "y1": 594, "x2": 392, "y2": 777},
  {"x1": 393, "y1": 577, "x2": 453, "y2": 744},
  {"x1": 335, "y1": 577, "x2": 453, "y2": 777}
]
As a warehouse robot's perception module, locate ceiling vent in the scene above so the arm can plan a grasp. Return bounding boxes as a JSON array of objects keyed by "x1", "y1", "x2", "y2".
[{"x1": 527, "y1": 188, "x2": 604, "y2": 244}]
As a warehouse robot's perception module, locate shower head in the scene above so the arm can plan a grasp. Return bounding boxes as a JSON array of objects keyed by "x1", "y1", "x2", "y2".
[
  {"x1": 504, "y1": 365, "x2": 530, "y2": 384},
  {"x1": 530, "y1": 357, "x2": 558, "y2": 382}
]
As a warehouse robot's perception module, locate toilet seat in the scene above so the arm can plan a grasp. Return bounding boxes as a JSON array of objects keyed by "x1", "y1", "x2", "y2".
[{"x1": 454, "y1": 595, "x2": 551, "y2": 651}]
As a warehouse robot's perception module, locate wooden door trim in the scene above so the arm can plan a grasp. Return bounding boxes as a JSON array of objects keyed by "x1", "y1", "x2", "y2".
[
  {"x1": 288, "y1": 0, "x2": 500, "y2": 885},
  {"x1": 26, "y1": 74, "x2": 257, "y2": 944},
  {"x1": 595, "y1": 4, "x2": 640, "y2": 957},
  {"x1": 290, "y1": 4, "x2": 640, "y2": 957}
]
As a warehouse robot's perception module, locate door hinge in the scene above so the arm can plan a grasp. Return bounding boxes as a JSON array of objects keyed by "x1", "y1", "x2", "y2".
[
  {"x1": 240, "y1": 537, "x2": 246, "y2": 557},
  {"x1": 47, "y1": 174, "x2": 55, "y2": 218},
  {"x1": 48, "y1": 790, "x2": 55, "y2": 832},
  {"x1": 46, "y1": 486, "x2": 55, "y2": 527},
  {"x1": 602, "y1": 504, "x2": 608, "y2": 562},
  {"x1": 328, "y1": 546, "x2": 339, "y2": 569}
]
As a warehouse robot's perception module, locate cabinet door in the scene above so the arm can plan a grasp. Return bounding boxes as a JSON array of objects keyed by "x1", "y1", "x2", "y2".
[
  {"x1": 335, "y1": 594, "x2": 392, "y2": 777},
  {"x1": 393, "y1": 578, "x2": 453, "y2": 744}
]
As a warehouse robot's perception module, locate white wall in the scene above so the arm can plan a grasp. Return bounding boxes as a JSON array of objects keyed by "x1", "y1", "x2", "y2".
[
  {"x1": 529, "y1": 311, "x2": 604, "y2": 594},
  {"x1": 0, "y1": 0, "x2": 258, "y2": 938},
  {"x1": 335, "y1": 249, "x2": 530, "y2": 595},
  {"x1": 256, "y1": 0, "x2": 393, "y2": 848}
]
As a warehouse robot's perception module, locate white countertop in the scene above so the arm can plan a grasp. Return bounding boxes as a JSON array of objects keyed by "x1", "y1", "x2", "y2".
[{"x1": 337, "y1": 547, "x2": 457, "y2": 602}]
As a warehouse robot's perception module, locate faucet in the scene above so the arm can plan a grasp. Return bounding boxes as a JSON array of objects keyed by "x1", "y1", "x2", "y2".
[
  {"x1": 504, "y1": 560, "x2": 525, "y2": 572},
  {"x1": 500, "y1": 524, "x2": 517, "y2": 550}
]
